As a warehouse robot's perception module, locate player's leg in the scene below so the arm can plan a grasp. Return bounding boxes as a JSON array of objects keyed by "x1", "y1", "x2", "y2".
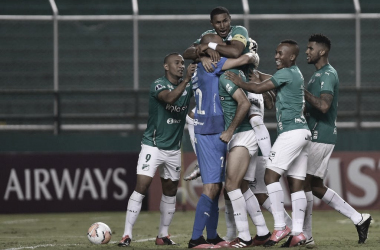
[
  {"x1": 312, "y1": 176, "x2": 372, "y2": 244},
  {"x1": 189, "y1": 133, "x2": 226, "y2": 248},
  {"x1": 225, "y1": 154, "x2": 252, "y2": 245},
  {"x1": 184, "y1": 109, "x2": 201, "y2": 181},
  {"x1": 242, "y1": 154, "x2": 270, "y2": 244},
  {"x1": 223, "y1": 188, "x2": 237, "y2": 241},
  {"x1": 119, "y1": 145, "x2": 161, "y2": 247},
  {"x1": 252, "y1": 156, "x2": 292, "y2": 230},
  {"x1": 280, "y1": 135, "x2": 310, "y2": 247},
  {"x1": 303, "y1": 174, "x2": 314, "y2": 245},
  {"x1": 264, "y1": 129, "x2": 310, "y2": 247}
]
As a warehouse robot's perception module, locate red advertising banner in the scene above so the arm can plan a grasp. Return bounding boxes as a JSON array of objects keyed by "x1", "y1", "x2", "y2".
[
  {"x1": 0, "y1": 153, "x2": 138, "y2": 213},
  {"x1": 148, "y1": 151, "x2": 380, "y2": 211}
]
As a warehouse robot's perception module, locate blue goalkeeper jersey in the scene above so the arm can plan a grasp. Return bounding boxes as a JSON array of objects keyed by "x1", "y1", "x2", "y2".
[{"x1": 192, "y1": 57, "x2": 227, "y2": 134}]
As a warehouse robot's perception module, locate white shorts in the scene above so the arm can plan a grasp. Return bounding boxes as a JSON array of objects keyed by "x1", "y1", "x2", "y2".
[
  {"x1": 307, "y1": 141, "x2": 335, "y2": 179},
  {"x1": 228, "y1": 130, "x2": 258, "y2": 157},
  {"x1": 248, "y1": 155, "x2": 268, "y2": 193},
  {"x1": 247, "y1": 92, "x2": 264, "y2": 118},
  {"x1": 267, "y1": 129, "x2": 311, "y2": 179},
  {"x1": 136, "y1": 144, "x2": 181, "y2": 181}
]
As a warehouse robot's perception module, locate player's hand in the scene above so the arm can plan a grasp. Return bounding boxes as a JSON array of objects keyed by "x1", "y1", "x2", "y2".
[
  {"x1": 249, "y1": 69, "x2": 260, "y2": 82},
  {"x1": 200, "y1": 56, "x2": 216, "y2": 73},
  {"x1": 224, "y1": 71, "x2": 244, "y2": 87},
  {"x1": 185, "y1": 63, "x2": 197, "y2": 82},
  {"x1": 220, "y1": 130, "x2": 233, "y2": 143},
  {"x1": 195, "y1": 44, "x2": 208, "y2": 58},
  {"x1": 206, "y1": 48, "x2": 220, "y2": 63},
  {"x1": 246, "y1": 52, "x2": 260, "y2": 69}
]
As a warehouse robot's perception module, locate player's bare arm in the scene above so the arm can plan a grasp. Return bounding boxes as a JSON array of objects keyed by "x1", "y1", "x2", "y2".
[
  {"x1": 220, "y1": 88, "x2": 250, "y2": 143},
  {"x1": 158, "y1": 64, "x2": 196, "y2": 104},
  {"x1": 183, "y1": 44, "x2": 199, "y2": 61},
  {"x1": 304, "y1": 90, "x2": 333, "y2": 114},
  {"x1": 221, "y1": 52, "x2": 259, "y2": 71},
  {"x1": 224, "y1": 71, "x2": 276, "y2": 94},
  {"x1": 263, "y1": 91, "x2": 274, "y2": 110},
  {"x1": 249, "y1": 69, "x2": 272, "y2": 82}
]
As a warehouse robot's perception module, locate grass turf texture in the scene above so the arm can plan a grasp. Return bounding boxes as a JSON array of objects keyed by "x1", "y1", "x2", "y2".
[{"x1": 0, "y1": 210, "x2": 379, "y2": 250}]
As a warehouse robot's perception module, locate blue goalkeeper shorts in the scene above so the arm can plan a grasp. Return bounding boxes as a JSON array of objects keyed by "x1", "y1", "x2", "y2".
[{"x1": 195, "y1": 133, "x2": 227, "y2": 184}]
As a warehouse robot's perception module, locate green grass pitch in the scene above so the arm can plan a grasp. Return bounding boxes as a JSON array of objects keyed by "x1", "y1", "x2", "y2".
[{"x1": 0, "y1": 210, "x2": 379, "y2": 250}]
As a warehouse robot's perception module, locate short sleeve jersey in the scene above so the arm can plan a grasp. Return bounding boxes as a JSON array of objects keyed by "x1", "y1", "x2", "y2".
[
  {"x1": 192, "y1": 57, "x2": 227, "y2": 134},
  {"x1": 305, "y1": 64, "x2": 339, "y2": 144},
  {"x1": 194, "y1": 26, "x2": 252, "y2": 76},
  {"x1": 271, "y1": 65, "x2": 309, "y2": 134},
  {"x1": 219, "y1": 69, "x2": 252, "y2": 134},
  {"x1": 141, "y1": 76, "x2": 193, "y2": 150}
]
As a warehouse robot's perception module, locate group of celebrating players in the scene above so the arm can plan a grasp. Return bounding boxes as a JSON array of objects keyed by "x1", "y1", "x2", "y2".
[{"x1": 117, "y1": 6, "x2": 372, "y2": 249}]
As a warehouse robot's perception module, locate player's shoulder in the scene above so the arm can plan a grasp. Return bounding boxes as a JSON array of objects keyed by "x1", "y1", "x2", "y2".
[
  {"x1": 151, "y1": 76, "x2": 169, "y2": 91},
  {"x1": 321, "y1": 64, "x2": 339, "y2": 80}
]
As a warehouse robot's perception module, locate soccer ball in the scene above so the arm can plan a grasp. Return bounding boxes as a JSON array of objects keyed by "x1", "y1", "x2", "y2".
[{"x1": 87, "y1": 222, "x2": 112, "y2": 244}]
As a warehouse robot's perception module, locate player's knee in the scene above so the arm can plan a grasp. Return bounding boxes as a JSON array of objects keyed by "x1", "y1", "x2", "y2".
[{"x1": 311, "y1": 185, "x2": 327, "y2": 199}]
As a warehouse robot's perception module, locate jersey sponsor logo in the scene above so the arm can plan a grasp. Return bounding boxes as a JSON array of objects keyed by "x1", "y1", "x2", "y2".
[
  {"x1": 165, "y1": 104, "x2": 188, "y2": 113},
  {"x1": 278, "y1": 121, "x2": 283, "y2": 130},
  {"x1": 295, "y1": 117, "x2": 306, "y2": 124},
  {"x1": 321, "y1": 81, "x2": 324, "y2": 89},
  {"x1": 182, "y1": 90, "x2": 188, "y2": 96},
  {"x1": 193, "y1": 119, "x2": 204, "y2": 126},
  {"x1": 249, "y1": 97, "x2": 260, "y2": 107},
  {"x1": 315, "y1": 73, "x2": 322, "y2": 77},
  {"x1": 155, "y1": 84, "x2": 165, "y2": 91},
  {"x1": 167, "y1": 118, "x2": 181, "y2": 124}
]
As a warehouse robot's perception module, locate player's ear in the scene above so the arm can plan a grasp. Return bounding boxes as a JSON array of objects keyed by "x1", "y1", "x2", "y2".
[
  {"x1": 319, "y1": 50, "x2": 326, "y2": 56},
  {"x1": 164, "y1": 63, "x2": 169, "y2": 71},
  {"x1": 290, "y1": 54, "x2": 296, "y2": 61}
]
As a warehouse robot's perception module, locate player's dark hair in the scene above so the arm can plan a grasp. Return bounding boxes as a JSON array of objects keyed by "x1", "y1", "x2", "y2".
[
  {"x1": 163, "y1": 52, "x2": 181, "y2": 64},
  {"x1": 210, "y1": 6, "x2": 230, "y2": 20},
  {"x1": 280, "y1": 39, "x2": 299, "y2": 57},
  {"x1": 309, "y1": 33, "x2": 331, "y2": 50}
]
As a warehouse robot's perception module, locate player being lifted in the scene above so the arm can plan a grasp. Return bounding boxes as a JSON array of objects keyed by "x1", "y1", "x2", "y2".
[{"x1": 118, "y1": 53, "x2": 196, "y2": 247}]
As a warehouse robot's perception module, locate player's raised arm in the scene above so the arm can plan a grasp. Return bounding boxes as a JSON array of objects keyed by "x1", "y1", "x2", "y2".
[
  {"x1": 221, "y1": 52, "x2": 259, "y2": 71},
  {"x1": 158, "y1": 62, "x2": 196, "y2": 104}
]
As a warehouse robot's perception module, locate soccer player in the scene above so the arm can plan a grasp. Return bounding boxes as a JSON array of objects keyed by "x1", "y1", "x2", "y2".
[
  {"x1": 303, "y1": 33, "x2": 372, "y2": 245},
  {"x1": 225, "y1": 39, "x2": 311, "y2": 247},
  {"x1": 118, "y1": 53, "x2": 196, "y2": 247},
  {"x1": 187, "y1": 33, "x2": 260, "y2": 249}
]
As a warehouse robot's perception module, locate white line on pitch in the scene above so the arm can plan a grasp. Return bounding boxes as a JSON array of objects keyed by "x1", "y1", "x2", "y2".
[{"x1": 3, "y1": 244, "x2": 80, "y2": 250}]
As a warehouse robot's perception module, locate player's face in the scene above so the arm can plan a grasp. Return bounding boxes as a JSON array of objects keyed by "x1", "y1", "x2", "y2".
[
  {"x1": 275, "y1": 44, "x2": 293, "y2": 69},
  {"x1": 210, "y1": 13, "x2": 231, "y2": 38},
  {"x1": 306, "y1": 41, "x2": 321, "y2": 64},
  {"x1": 165, "y1": 55, "x2": 185, "y2": 78}
]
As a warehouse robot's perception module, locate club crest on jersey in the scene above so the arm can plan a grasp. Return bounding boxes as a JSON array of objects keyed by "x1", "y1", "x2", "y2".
[
  {"x1": 321, "y1": 81, "x2": 324, "y2": 89},
  {"x1": 142, "y1": 164, "x2": 149, "y2": 171},
  {"x1": 313, "y1": 130, "x2": 318, "y2": 140},
  {"x1": 269, "y1": 151, "x2": 276, "y2": 162},
  {"x1": 315, "y1": 73, "x2": 321, "y2": 77}
]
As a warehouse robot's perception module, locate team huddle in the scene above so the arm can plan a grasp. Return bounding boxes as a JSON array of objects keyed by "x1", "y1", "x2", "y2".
[{"x1": 118, "y1": 6, "x2": 372, "y2": 249}]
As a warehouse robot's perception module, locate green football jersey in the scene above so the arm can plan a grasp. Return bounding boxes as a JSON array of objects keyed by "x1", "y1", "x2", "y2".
[
  {"x1": 305, "y1": 64, "x2": 339, "y2": 144},
  {"x1": 141, "y1": 76, "x2": 193, "y2": 150},
  {"x1": 271, "y1": 65, "x2": 309, "y2": 135},
  {"x1": 195, "y1": 26, "x2": 252, "y2": 76},
  {"x1": 219, "y1": 69, "x2": 252, "y2": 134}
]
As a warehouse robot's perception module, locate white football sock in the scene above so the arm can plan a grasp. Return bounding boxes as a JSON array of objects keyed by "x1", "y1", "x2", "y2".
[
  {"x1": 322, "y1": 188, "x2": 362, "y2": 224},
  {"x1": 186, "y1": 114, "x2": 196, "y2": 155},
  {"x1": 261, "y1": 196, "x2": 293, "y2": 229},
  {"x1": 124, "y1": 191, "x2": 145, "y2": 239},
  {"x1": 266, "y1": 182, "x2": 286, "y2": 230},
  {"x1": 228, "y1": 189, "x2": 251, "y2": 241},
  {"x1": 224, "y1": 199, "x2": 237, "y2": 241},
  {"x1": 250, "y1": 115, "x2": 271, "y2": 157},
  {"x1": 303, "y1": 191, "x2": 313, "y2": 239},
  {"x1": 291, "y1": 191, "x2": 307, "y2": 235},
  {"x1": 243, "y1": 189, "x2": 269, "y2": 236},
  {"x1": 158, "y1": 194, "x2": 176, "y2": 238}
]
